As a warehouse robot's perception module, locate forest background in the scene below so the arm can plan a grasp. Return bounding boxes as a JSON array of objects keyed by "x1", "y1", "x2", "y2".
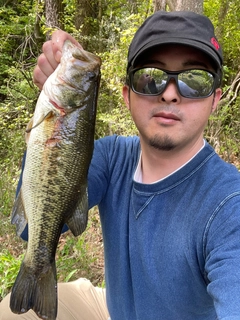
[{"x1": 0, "y1": 0, "x2": 240, "y2": 301}]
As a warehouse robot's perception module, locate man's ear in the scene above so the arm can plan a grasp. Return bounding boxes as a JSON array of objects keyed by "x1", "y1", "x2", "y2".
[
  {"x1": 122, "y1": 85, "x2": 130, "y2": 110},
  {"x1": 211, "y1": 88, "x2": 222, "y2": 113}
]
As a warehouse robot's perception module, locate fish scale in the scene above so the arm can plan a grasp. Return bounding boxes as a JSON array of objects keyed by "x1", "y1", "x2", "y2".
[{"x1": 10, "y1": 41, "x2": 101, "y2": 320}]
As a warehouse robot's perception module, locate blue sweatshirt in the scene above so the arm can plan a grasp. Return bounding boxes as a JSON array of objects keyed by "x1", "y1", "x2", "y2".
[
  {"x1": 87, "y1": 135, "x2": 240, "y2": 320},
  {"x1": 18, "y1": 135, "x2": 240, "y2": 319}
]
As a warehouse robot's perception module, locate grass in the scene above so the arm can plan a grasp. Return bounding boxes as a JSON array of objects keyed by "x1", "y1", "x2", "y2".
[
  {"x1": 0, "y1": 249, "x2": 24, "y2": 299},
  {"x1": 55, "y1": 208, "x2": 104, "y2": 286}
]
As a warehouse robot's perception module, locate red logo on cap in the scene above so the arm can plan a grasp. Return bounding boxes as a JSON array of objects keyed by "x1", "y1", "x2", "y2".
[{"x1": 211, "y1": 37, "x2": 220, "y2": 50}]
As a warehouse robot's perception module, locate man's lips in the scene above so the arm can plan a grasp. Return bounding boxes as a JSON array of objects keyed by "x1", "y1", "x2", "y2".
[{"x1": 153, "y1": 111, "x2": 180, "y2": 121}]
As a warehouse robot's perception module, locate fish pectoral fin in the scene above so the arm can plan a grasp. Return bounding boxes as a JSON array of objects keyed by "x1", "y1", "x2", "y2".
[
  {"x1": 66, "y1": 189, "x2": 88, "y2": 237},
  {"x1": 11, "y1": 190, "x2": 28, "y2": 237},
  {"x1": 25, "y1": 111, "x2": 54, "y2": 133}
]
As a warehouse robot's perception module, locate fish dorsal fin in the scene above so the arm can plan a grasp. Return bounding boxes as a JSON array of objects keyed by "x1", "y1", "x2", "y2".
[
  {"x1": 11, "y1": 189, "x2": 28, "y2": 237},
  {"x1": 66, "y1": 187, "x2": 88, "y2": 237}
]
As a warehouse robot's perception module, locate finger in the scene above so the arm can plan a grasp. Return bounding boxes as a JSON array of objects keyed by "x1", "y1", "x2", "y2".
[
  {"x1": 33, "y1": 52, "x2": 54, "y2": 90},
  {"x1": 42, "y1": 41, "x2": 59, "y2": 71},
  {"x1": 51, "y1": 30, "x2": 83, "y2": 63},
  {"x1": 33, "y1": 65, "x2": 48, "y2": 90},
  {"x1": 33, "y1": 30, "x2": 83, "y2": 90}
]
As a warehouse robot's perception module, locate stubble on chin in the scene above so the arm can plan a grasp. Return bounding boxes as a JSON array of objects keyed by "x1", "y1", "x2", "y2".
[{"x1": 149, "y1": 134, "x2": 176, "y2": 151}]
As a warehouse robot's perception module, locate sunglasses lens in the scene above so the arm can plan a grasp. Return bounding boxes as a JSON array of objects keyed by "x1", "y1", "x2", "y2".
[
  {"x1": 131, "y1": 68, "x2": 167, "y2": 95},
  {"x1": 130, "y1": 68, "x2": 216, "y2": 98},
  {"x1": 178, "y1": 70, "x2": 215, "y2": 98}
]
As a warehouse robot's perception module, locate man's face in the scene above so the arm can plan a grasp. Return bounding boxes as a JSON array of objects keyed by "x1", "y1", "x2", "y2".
[{"x1": 122, "y1": 44, "x2": 222, "y2": 152}]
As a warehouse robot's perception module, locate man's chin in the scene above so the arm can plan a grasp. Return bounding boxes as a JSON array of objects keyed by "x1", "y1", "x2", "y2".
[{"x1": 149, "y1": 134, "x2": 176, "y2": 151}]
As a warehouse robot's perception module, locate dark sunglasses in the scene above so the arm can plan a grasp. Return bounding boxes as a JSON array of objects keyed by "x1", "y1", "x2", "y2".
[{"x1": 128, "y1": 67, "x2": 220, "y2": 99}]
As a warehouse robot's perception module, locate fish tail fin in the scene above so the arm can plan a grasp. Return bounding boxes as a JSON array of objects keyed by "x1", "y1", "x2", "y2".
[{"x1": 10, "y1": 260, "x2": 57, "y2": 320}]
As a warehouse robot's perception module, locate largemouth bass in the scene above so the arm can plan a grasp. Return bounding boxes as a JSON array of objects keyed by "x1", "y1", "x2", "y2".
[{"x1": 10, "y1": 40, "x2": 101, "y2": 320}]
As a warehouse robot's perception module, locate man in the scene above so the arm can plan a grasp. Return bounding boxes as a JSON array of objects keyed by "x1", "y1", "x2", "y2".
[{"x1": 1, "y1": 10, "x2": 240, "y2": 320}]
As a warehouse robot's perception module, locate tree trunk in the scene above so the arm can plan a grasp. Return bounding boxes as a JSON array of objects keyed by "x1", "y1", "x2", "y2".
[
  {"x1": 75, "y1": 0, "x2": 97, "y2": 49},
  {"x1": 174, "y1": 0, "x2": 203, "y2": 13},
  {"x1": 215, "y1": 0, "x2": 229, "y2": 41},
  {"x1": 154, "y1": 0, "x2": 203, "y2": 14},
  {"x1": 45, "y1": 0, "x2": 64, "y2": 39},
  {"x1": 153, "y1": 0, "x2": 167, "y2": 11}
]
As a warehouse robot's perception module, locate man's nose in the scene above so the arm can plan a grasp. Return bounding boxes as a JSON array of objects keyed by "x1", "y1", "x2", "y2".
[{"x1": 158, "y1": 78, "x2": 181, "y2": 103}]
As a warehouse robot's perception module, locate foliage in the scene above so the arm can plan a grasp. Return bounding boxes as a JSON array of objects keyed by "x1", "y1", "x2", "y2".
[
  {"x1": 56, "y1": 233, "x2": 96, "y2": 282},
  {"x1": 205, "y1": 0, "x2": 240, "y2": 75},
  {"x1": 0, "y1": 250, "x2": 23, "y2": 299},
  {"x1": 55, "y1": 208, "x2": 104, "y2": 286},
  {"x1": 204, "y1": 0, "x2": 240, "y2": 161},
  {"x1": 96, "y1": 3, "x2": 154, "y2": 137},
  {"x1": 0, "y1": 1, "x2": 42, "y2": 191}
]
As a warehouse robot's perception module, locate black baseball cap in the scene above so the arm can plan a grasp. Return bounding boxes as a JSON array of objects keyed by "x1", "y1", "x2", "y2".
[{"x1": 127, "y1": 11, "x2": 223, "y2": 74}]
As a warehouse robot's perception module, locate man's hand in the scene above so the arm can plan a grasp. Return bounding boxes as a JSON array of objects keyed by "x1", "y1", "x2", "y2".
[{"x1": 33, "y1": 30, "x2": 82, "y2": 90}]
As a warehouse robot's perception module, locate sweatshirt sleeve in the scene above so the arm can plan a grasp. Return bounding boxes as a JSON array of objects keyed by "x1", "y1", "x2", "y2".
[
  {"x1": 204, "y1": 194, "x2": 240, "y2": 319},
  {"x1": 87, "y1": 135, "x2": 118, "y2": 209}
]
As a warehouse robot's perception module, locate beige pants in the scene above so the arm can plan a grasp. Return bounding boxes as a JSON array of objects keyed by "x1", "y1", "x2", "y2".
[{"x1": 0, "y1": 278, "x2": 109, "y2": 320}]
